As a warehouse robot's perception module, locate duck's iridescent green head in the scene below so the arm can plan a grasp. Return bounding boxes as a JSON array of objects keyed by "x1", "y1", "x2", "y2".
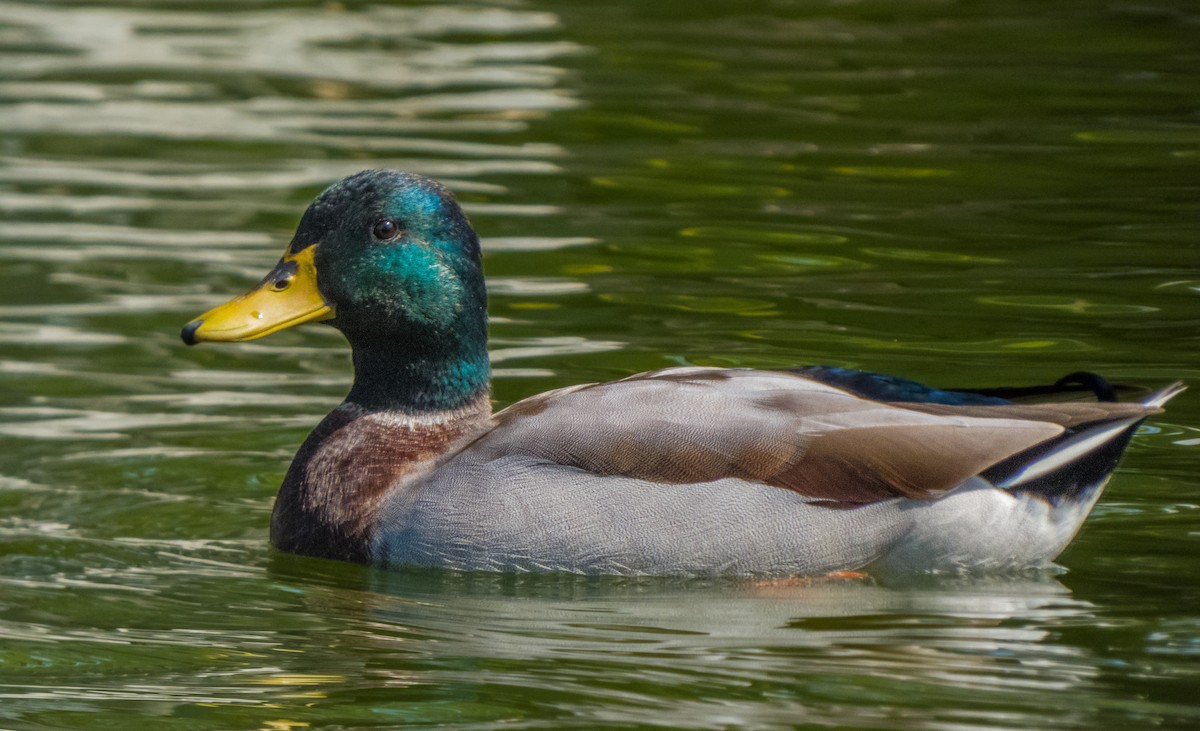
[
  {"x1": 183, "y1": 170, "x2": 490, "y2": 411},
  {"x1": 303, "y1": 169, "x2": 485, "y2": 342}
]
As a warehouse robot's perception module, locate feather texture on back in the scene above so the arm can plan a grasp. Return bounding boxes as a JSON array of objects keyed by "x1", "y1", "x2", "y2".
[{"x1": 477, "y1": 367, "x2": 1069, "y2": 504}]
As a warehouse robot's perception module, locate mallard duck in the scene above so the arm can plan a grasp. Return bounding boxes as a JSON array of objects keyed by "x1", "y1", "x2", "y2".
[{"x1": 181, "y1": 170, "x2": 1183, "y2": 577}]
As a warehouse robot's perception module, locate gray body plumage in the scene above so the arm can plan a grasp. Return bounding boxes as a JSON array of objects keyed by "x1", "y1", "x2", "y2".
[
  {"x1": 368, "y1": 368, "x2": 1179, "y2": 577},
  {"x1": 376, "y1": 472, "x2": 1081, "y2": 577}
]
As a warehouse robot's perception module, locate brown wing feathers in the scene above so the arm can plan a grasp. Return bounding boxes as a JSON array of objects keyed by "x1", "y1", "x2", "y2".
[
  {"x1": 484, "y1": 369, "x2": 1080, "y2": 504},
  {"x1": 895, "y1": 401, "x2": 1158, "y2": 428}
]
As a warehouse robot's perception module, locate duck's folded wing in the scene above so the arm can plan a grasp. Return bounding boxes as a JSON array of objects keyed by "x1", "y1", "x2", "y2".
[{"x1": 477, "y1": 367, "x2": 1069, "y2": 504}]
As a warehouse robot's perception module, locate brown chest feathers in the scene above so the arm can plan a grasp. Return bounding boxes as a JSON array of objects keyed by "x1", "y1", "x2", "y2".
[{"x1": 269, "y1": 399, "x2": 489, "y2": 563}]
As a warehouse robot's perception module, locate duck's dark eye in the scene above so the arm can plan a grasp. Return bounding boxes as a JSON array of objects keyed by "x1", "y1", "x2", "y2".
[{"x1": 372, "y1": 218, "x2": 402, "y2": 241}]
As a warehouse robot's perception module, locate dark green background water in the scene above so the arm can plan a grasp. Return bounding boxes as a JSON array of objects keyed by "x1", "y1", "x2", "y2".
[{"x1": 2, "y1": 1, "x2": 1198, "y2": 729}]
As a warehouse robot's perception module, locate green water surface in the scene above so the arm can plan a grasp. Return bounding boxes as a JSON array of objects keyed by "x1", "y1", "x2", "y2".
[{"x1": 1, "y1": 0, "x2": 1199, "y2": 729}]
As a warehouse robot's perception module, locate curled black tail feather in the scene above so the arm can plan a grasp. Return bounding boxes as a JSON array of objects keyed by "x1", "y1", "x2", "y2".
[{"x1": 948, "y1": 371, "x2": 1124, "y2": 403}]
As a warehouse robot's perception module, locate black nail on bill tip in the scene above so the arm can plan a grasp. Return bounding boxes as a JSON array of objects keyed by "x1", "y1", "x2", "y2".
[{"x1": 181, "y1": 320, "x2": 202, "y2": 346}]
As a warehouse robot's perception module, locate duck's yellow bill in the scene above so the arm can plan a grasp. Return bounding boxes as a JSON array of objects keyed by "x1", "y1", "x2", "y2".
[{"x1": 181, "y1": 246, "x2": 334, "y2": 345}]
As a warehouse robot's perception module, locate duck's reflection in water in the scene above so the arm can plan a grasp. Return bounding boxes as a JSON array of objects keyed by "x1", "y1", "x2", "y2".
[{"x1": 262, "y1": 557, "x2": 1103, "y2": 728}]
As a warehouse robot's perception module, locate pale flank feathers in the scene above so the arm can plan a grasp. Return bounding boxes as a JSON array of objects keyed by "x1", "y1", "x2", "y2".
[{"x1": 370, "y1": 368, "x2": 1182, "y2": 576}]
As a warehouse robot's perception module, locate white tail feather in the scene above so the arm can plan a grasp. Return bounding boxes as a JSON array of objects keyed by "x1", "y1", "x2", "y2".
[{"x1": 1000, "y1": 381, "x2": 1185, "y2": 489}]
